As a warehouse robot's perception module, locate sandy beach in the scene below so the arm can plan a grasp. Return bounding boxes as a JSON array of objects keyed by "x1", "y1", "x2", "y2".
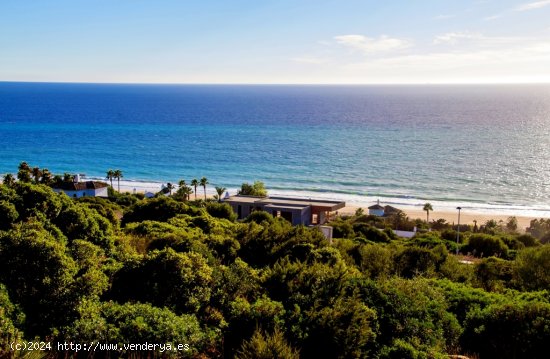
[
  {"x1": 112, "y1": 181, "x2": 546, "y2": 231},
  {"x1": 340, "y1": 204, "x2": 538, "y2": 232}
]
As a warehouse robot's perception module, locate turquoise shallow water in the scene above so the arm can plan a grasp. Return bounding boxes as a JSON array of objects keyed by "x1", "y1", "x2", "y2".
[{"x1": 1, "y1": 82, "x2": 549, "y2": 216}]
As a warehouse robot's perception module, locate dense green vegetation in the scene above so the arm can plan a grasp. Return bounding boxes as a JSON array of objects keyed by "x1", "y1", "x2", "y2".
[{"x1": 1, "y1": 178, "x2": 550, "y2": 358}]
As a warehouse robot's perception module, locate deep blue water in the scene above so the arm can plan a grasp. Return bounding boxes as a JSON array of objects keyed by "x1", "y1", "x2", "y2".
[{"x1": 1, "y1": 82, "x2": 549, "y2": 215}]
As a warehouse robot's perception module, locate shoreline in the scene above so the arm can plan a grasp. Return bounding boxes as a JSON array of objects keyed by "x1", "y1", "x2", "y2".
[
  {"x1": 108, "y1": 179, "x2": 548, "y2": 230},
  {"x1": 339, "y1": 205, "x2": 537, "y2": 232},
  {"x1": 4, "y1": 174, "x2": 546, "y2": 227}
]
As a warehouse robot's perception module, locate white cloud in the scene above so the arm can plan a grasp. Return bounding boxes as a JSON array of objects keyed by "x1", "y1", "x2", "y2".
[
  {"x1": 334, "y1": 35, "x2": 412, "y2": 55},
  {"x1": 433, "y1": 32, "x2": 525, "y2": 48},
  {"x1": 334, "y1": 38, "x2": 550, "y2": 83},
  {"x1": 516, "y1": 0, "x2": 550, "y2": 11},
  {"x1": 433, "y1": 32, "x2": 483, "y2": 45}
]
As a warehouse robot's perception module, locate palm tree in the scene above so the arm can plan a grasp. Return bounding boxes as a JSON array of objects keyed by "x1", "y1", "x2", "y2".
[
  {"x1": 106, "y1": 169, "x2": 115, "y2": 188},
  {"x1": 166, "y1": 182, "x2": 175, "y2": 196},
  {"x1": 31, "y1": 167, "x2": 42, "y2": 183},
  {"x1": 179, "y1": 185, "x2": 193, "y2": 201},
  {"x1": 40, "y1": 169, "x2": 53, "y2": 185},
  {"x1": 200, "y1": 177, "x2": 209, "y2": 200},
  {"x1": 63, "y1": 173, "x2": 74, "y2": 183},
  {"x1": 113, "y1": 169, "x2": 123, "y2": 192},
  {"x1": 423, "y1": 203, "x2": 433, "y2": 224},
  {"x1": 215, "y1": 186, "x2": 226, "y2": 202},
  {"x1": 3, "y1": 173, "x2": 15, "y2": 187},
  {"x1": 17, "y1": 162, "x2": 32, "y2": 183},
  {"x1": 178, "y1": 180, "x2": 191, "y2": 201},
  {"x1": 191, "y1": 179, "x2": 199, "y2": 200}
]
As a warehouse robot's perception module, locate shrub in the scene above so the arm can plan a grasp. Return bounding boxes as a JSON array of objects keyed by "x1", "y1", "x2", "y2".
[
  {"x1": 474, "y1": 257, "x2": 513, "y2": 292},
  {"x1": 244, "y1": 210, "x2": 274, "y2": 224},
  {"x1": 65, "y1": 300, "x2": 207, "y2": 355},
  {"x1": 395, "y1": 246, "x2": 441, "y2": 278},
  {"x1": 236, "y1": 327, "x2": 299, "y2": 359},
  {"x1": 466, "y1": 234, "x2": 508, "y2": 258},
  {"x1": 122, "y1": 197, "x2": 192, "y2": 225},
  {"x1": 0, "y1": 284, "x2": 24, "y2": 355},
  {"x1": 463, "y1": 301, "x2": 550, "y2": 359},
  {"x1": 359, "y1": 244, "x2": 393, "y2": 279},
  {"x1": 331, "y1": 219, "x2": 354, "y2": 239},
  {"x1": 110, "y1": 249, "x2": 213, "y2": 313},
  {"x1": 513, "y1": 245, "x2": 550, "y2": 291},
  {"x1": 206, "y1": 202, "x2": 238, "y2": 221},
  {"x1": 353, "y1": 223, "x2": 391, "y2": 243},
  {"x1": 356, "y1": 277, "x2": 461, "y2": 356},
  {"x1": 0, "y1": 200, "x2": 18, "y2": 230}
]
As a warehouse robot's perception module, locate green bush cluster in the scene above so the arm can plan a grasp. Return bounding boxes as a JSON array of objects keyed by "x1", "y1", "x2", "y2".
[{"x1": 0, "y1": 182, "x2": 549, "y2": 358}]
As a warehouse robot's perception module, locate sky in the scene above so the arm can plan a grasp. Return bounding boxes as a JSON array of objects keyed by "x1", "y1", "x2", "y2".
[{"x1": 1, "y1": 0, "x2": 549, "y2": 84}]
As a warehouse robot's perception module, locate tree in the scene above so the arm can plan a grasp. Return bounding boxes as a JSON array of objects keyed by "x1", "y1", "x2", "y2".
[
  {"x1": 467, "y1": 234, "x2": 508, "y2": 258},
  {"x1": 40, "y1": 169, "x2": 53, "y2": 185},
  {"x1": 166, "y1": 182, "x2": 175, "y2": 196},
  {"x1": 463, "y1": 301, "x2": 550, "y2": 359},
  {"x1": 121, "y1": 197, "x2": 193, "y2": 225},
  {"x1": 31, "y1": 167, "x2": 42, "y2": 183},
  {"x1": 506, "y1": 216, "x2": 518, "y2": 232},
  {"x1": 423, "y1": 203, "x2": 433, "y2": 224},
  {"x1": 191, "y1": 178, "x2": 199, "y2": 200},
  {"x1": 63, "y1": 172, "x2": 74, "y2": 183},
  {"x1": 66, "y1": 301, "x2": 207, "y2": 355},
  {"x1": 106, "y1": 169, "x2": 115, "y2": 188},
  {"x1": 178, "y1": 179, "x2": 187, "y2": 189},
  {"x1": 0, "y1": 284, "x2": 24, "y2": 355},
  {"x1": 16, "y1": 162, "x2": 32, "y2": 183},
  {"x1": 200, "y1": 177, "x2": 209, "y2": 200},
  {"x1": 238, "y1": 181, "x2": 267, "y2": 197},
  {"x1": 514, "y1": 245, "x2": 550, "y2": 291},
  {"x1": 236, "y1": 327, "x2": 300, "y2": 359},
  {"x1": 2, "y1": 173, "x2": 15, "y2": 187},
  {"x1": 0, "y1": 223, "x2": 79, "y2": 337},
  {"x1": 177, "y1": 180, "x2": 193, "y2": 201},
  {"x1": 215, "y1": 186, "x2": 226, "y2": 202},
  {"x1": 0, "y1": 201, "x2": 19, "y2": 230},
  {"x1": 527, "y1": 218, "x2": 550, "y2": 240},
  {"x1": 113, "y1": 169, "x2": 123, "y2": 192},
  {"x1": 110, "y1": 249, "x2": 213, "y2": 314}
]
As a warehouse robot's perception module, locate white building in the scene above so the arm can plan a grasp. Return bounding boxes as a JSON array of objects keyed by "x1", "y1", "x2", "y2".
[
  {"x1": 368, "y1": 201, "x2": 385, "y2": 216},
  {"x1": 52, "y1": 181, "x2": 109, "y2": 198}
]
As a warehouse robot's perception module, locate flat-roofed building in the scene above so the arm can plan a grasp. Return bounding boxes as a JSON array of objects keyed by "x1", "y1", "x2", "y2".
[{"x1": 224, "y1": 195, "x2": 345, "y2": 226}]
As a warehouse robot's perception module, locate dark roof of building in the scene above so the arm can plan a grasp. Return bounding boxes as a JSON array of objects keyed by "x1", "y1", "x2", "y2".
[
  {"x1": 384, "y1": 205, "x2": 401, "y2": 214},
  {"x1": 52, "y1": 181, "x2": 109, "y2": 191},
  {"x1": 225, "y1": 195, "x2": 345, "y2": 211},
  {"x1": 368, "y1": 204, "x2": 384, "y2": 210}
]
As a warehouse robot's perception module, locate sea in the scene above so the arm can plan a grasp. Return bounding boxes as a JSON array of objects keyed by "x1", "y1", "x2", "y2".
[{"x1": 1, "y1": 82, "x2": 549, "y2": 217}]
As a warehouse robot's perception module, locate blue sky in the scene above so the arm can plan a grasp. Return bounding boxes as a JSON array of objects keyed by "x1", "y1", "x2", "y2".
[{"x1": 1, "y1": 0, "x2": 549, "y2": 83}]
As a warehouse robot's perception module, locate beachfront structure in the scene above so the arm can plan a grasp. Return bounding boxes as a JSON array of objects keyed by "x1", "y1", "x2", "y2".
[
  {"x1": 224, "y1": 195, "x2": 345, "y2": 226},
  {"x1": 368, "y1": 202, "x2": 385, "y2": 216},
  {"x1": 369, "y1": 200, "x2": 402, "y2": 217},
  {"x1": 52, "y1": 181, "x2": 109, "y2": 198}
]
